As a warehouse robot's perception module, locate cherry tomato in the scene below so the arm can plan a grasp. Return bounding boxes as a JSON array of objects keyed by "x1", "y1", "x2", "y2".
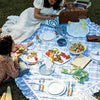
[{"x1": 46, "y1": 52, "x2": 50, "y2": 57}]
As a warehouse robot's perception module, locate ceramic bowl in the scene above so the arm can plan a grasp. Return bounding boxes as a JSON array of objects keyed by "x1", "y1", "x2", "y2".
[
  {"x1": 67, "y1": 40, "x2": 86, "y2": 54},
  {"x1": 57, "y1": 38, "x2": 67, "y2": 47}
]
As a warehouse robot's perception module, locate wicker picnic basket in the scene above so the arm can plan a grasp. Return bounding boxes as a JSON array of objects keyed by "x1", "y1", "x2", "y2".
[{"x1": 59, "y1": 2, "x2": 88, "y2": 24}]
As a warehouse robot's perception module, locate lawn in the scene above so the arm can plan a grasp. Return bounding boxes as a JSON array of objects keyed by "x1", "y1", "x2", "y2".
[{"x1": 0, "y1": 0, "x2": 100, "y2": 100}]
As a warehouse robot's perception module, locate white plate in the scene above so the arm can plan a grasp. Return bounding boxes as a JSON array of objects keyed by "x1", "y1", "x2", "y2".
[
  {"x1": 40, "y1": 31, "x2": 56, "y2": 41},
  {"x1": 20, "y1": 50, "x2": 42, "y2": 62},
  {"x1": 47, "y1": 80, "x2": 66, "y2": 95},
  {"x1": 45, "y1": 48, "x2": 71, "y2": 65},
  {"x1": 67, "y1": 22, "x2": 89, "y2": 37},
  {"x1": 67, "y1": 41, "x2": 86, "y2": 54},
  {"x1": 90, "y1": 48, "x2": 100, "y2": 60}
]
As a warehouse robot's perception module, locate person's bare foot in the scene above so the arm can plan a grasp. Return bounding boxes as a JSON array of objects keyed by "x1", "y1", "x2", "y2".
[{"x1": 0, "y1": 28, "x2": 2, "y2": 33}]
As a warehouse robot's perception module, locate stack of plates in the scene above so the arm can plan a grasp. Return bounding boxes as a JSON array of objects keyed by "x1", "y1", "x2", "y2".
[{"x1": 46, "y1": 80, "x2": 66, "y2": 95}]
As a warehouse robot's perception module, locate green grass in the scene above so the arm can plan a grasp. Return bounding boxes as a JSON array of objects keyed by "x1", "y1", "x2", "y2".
[
  {"x1": 0, "y1": 0, "x2": 100, "y2": 100},
  {"x1": 0, "y1": 80, "x2": 28, "y2": 100},
  {"x1": 0, "y1": 0, "x2": 33, "y2": 27},
  {"x1": 0, "y1": 0, "x2": 100, "y2": 27}
]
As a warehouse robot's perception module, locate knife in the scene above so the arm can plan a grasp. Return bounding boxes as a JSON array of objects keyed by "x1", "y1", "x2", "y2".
[
  {"x1": 28, "y1": 62, "x2": 36, "y2": 65},
  {"x1": 28, "y1": 60, "x2": 43, "y2": 65},
  {"x1": 41, "y1": 79, "x2": 45, "y2": 92},
  {"x1": 66, "y1": 82, "x2": 70, "y2": 96}
]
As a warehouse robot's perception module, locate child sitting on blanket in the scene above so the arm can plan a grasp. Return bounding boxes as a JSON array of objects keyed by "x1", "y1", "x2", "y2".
[
  {"x1": 0, "y1": 35, "x2": 33, "y2": 83},
  {"x1": 0, "y1": 28, "x2": 33, "y2": 53}
]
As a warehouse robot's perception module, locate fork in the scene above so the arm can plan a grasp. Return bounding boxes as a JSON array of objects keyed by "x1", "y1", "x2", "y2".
[
  {"x1": 38, "y1": 80, "x2": 41, "y2": 90},
  {"x1": 66, "y1": 81, "x2": 70, "y2": 96},
  {"x1": 70, "y1": 83, "x2": 73, "y2": 96}
]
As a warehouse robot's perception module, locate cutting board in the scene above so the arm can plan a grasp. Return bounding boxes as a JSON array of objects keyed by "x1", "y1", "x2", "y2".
[{"x1": 71, "y1": 54, "x2": 91, "y2": 68}]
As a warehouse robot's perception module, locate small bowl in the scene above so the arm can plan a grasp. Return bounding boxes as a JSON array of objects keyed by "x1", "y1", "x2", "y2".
[
  {"x1": 57, "y1": 38, "x2": 67, "y2": 47},
  {"x1": 67, "y1": 40, "x2": 86, "y2": 54}
]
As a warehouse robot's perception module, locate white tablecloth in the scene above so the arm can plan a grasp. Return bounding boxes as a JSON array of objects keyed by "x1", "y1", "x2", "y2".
[{"x1": 15, "y1": 18, "x2": 100, "y2": 100}]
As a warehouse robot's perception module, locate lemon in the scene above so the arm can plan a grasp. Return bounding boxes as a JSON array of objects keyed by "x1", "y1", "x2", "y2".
[
  {"x1": 84, "y1": 22, "x2": 87, "y2": 25},
  {"x1": 68, "y1": 21, "x2": 71, "y2": 24},
  {"x1": 79, "y1": 22, "x2": 82, "y2": 25},
  {"x1": 75, "y1": 27, "x2": 77, "y2": 30},
  {"x1": 19, "y1": 47, "x2": 25, "y2": 53},
  {"x1": 83, "y1": 27, "x2": 86, "y2": 30}
]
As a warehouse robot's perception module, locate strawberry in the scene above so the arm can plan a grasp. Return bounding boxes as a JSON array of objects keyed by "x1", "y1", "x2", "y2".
[
  {"x1": 65, "y1": 55, "x2": 70, "y2": 59},
  {"x1": 34, "y1": 56, "x2": 38, "y2": 61},
  {"x1": 62, "y1": 53, "x2": 66, "y2": 58},
  {"x1": 60, "y1": 52, "x2": 64, "y2": 56}
]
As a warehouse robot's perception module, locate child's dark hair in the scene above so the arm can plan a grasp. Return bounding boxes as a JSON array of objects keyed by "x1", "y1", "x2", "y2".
[
  {"x1": 44, "y1": 0, "x2": 62, "y2": 10},
  {"x1": 0, "y1": 35, "x2": 13, "y2": 56}
]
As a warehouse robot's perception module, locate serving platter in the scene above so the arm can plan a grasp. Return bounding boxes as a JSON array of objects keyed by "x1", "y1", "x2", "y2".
[{"x1": 45, "y1": 48, "x2": 71, "y2": 65}]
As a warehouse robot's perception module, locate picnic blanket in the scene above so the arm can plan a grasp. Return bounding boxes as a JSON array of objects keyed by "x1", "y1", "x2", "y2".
[{"x1": 15, "y1": 18, "x2": 100, "y2": 100}]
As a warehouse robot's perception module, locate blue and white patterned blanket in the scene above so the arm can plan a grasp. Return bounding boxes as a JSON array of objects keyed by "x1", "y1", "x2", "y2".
[{"x1": 15, "y1": 18, "x2": 100, "y2": 100}]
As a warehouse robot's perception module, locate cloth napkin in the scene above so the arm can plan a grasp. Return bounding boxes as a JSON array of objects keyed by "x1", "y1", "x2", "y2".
[
  {"x1": 61, "y1": 66, "x2": 88, "y2": 82},
  {"x1": 42, "y1": 17, "x2": 59, "y2": 28}
]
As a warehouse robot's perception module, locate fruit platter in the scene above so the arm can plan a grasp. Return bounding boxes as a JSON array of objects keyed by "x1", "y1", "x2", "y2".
[{"x1": 45, "y1": 48, "x2": 71, "y2": 64}]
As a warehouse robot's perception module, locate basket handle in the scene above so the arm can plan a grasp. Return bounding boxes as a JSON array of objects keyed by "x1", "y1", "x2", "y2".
[{"x1": 64, "y1": 2, "x2": 75, "y2": 9}]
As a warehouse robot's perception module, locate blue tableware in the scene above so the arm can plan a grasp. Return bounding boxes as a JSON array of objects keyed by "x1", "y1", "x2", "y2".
[{"x1": 57, "y1": 38, "x2": 67, "y2": 47}]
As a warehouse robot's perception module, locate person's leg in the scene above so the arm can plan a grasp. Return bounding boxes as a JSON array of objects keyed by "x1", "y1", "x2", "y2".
[
  {"x1": 18, "y1": 59, "x2": 30, "y2": 77},
  {"x1": 2, "y1": 78, "x2": 14, "y2": 83},
  {"x1": 0, "y1": 28, "x2": 2, "y2": 33}
]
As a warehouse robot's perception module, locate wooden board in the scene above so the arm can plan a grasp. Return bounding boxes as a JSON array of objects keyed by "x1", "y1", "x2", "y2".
[{"x1": 71, "y1": 54, "x2": 91, "y2": 68}]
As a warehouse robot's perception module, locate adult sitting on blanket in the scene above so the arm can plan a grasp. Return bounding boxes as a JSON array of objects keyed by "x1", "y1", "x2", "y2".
[
  {"x1": 0, "y1": 35, "x2": 32, "y2": 83},
  {"x1": 0, "y1": 0, "x2": 65, "y2": 43}
]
